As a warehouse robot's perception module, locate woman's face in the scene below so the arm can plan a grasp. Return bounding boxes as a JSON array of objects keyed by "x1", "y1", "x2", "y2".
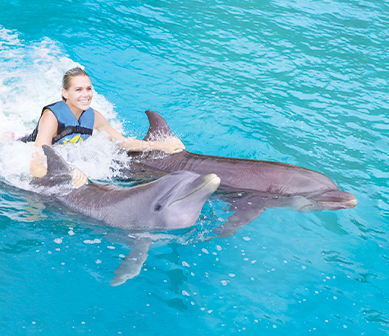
[{"x1": 62, "y1": 75, "x2": 93, "y2": 113}]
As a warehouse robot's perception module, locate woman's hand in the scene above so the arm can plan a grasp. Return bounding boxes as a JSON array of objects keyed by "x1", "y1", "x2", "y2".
[
  {"x1": 31, "y1": 147, "x2": 87, "y2": 188},
  {"x1": 117, "y1": 136, "x2": 185, "y2": 154},
  {"x1": 158, "y1": 137, "x2": 185, "y2": 154},
  {"x1": 30, "y1": 164, "x2": 48, "y2": 178},
  {"x1": 30, "y1": 147, "x2": 48, "y2": 178},
  {"x1": 72, "y1": 168, "x2": 88, "y2": 189},
  {"x1": 94, "y1": 110, "x2": 186, "y2": 154}
]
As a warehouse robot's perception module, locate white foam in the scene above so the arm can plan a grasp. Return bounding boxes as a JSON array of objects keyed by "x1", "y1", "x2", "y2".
[{"x1": 0, "y1": 27, "x2": 127, "y2": 189}]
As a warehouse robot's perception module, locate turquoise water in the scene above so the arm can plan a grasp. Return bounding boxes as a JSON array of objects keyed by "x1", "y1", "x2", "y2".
[{"x1": 0, "y1": 0, "x2": 388, "y2": 334}]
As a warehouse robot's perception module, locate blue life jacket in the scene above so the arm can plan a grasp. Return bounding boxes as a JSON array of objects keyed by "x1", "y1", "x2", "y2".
[{"x1": 21, "y1": 101, "x2": 95, "y2": 145}]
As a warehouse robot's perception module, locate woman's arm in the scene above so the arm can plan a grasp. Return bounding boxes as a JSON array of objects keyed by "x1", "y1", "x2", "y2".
[
  {"x1": 94, "y1": 111, "x2": 185, "y2": 153},
  {"x1": 31, "y1": 110, "x2": 58, "y2": 178},
  {"x1": 31, "y1": 110, "x2": 88, "y2": 188}
]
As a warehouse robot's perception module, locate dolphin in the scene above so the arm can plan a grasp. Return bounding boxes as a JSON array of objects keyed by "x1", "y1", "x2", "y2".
[
  {"x1": 125, "y1": 110, "x2": 357, "y2": 237},
  {"x1": 127, "y1": 110, "x2": 357, "y2": 210},
  {"x1": 31, "y1": 145, "x2": 220, "y2": 284}
]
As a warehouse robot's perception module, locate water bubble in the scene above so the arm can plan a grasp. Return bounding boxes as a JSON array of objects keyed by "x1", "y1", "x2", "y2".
[{"x1": 84, "y1": 239, "x2": 101, "y2": 244}]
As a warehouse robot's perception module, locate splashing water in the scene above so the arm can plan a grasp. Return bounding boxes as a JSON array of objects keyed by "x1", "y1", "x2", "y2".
[{"x1": 0, "y1": 28, "x2": 129, "y2": 189}]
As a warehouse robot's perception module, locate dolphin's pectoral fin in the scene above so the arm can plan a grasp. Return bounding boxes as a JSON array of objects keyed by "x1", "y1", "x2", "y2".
[
  {"x1": 206, "y1": 192, "x2": 324, "y2": 240},
  {"x1": 110, "y1": 238, "x2": 152, "y2": 286},
  {"x1": 207, "y1": 193, "x2": 268, "y2": 240},
  {"x1": 209, "y1": 207, "x2": 266, "y2": 240}
]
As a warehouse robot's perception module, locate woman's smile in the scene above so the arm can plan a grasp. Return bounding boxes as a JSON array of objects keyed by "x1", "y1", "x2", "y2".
[{"x1": 62, "y1": 76, "x2": 93, "y2": 115}]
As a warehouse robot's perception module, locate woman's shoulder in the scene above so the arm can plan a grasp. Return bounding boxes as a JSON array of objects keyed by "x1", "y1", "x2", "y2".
[
  {"x1": 93, "y1": 110, "x2": 109, "y2": 129},
  {"x1": 42, "y1": 107, "x2": 53, "y2": 115},
  {"x1": 37, "y1": 109, "x2": 59, "y2": 135},
  {"x1": 41, "y1": 108, "x2": 56, "y2": 119},
  {"x1": 93, "y1": 109, "x2": 105, "y2": 120}
]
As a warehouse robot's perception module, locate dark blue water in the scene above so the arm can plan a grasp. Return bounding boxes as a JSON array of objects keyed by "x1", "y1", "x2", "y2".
[{"x1": 0, "y1": 0, "x2": 388, "y2": 335}]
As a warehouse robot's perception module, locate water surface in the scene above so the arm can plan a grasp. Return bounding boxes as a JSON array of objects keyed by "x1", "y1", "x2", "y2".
[{"x1": 0, "y1": 0, "x2": 388, "y2": 335}]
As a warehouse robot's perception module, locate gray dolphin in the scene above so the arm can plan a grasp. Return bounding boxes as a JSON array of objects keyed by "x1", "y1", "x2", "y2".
[
  {"x1": 125, "y1": 110, "x2": 357, "y2": 237},
  {"x1": 31, "y1": 145, "x2": 220, "y2": 284},
  {"x1": 128, "y1": 110, "x2": 357, "y2": 209}
]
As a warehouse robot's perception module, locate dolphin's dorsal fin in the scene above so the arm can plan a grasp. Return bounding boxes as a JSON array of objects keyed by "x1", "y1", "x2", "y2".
[
  {"x1": 143, "y1": 110, "x2": 174, "y2": 141},
  {"x1": 42, "y1": 145, "x2": 72, "y2": 176}
]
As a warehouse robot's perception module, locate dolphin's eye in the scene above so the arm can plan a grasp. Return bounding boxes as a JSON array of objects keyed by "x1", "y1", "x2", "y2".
[{"x1": 153, "y1": 185, "x2": 177, "y2": 212}]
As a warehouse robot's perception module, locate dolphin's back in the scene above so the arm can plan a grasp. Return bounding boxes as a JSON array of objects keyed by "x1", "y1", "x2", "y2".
[
  {"x1": 131, "y1": 150, "x2": 337, "y2": 196},
  {"x1": 138, "y1": 110, "x2": 338, "y2": 196}
]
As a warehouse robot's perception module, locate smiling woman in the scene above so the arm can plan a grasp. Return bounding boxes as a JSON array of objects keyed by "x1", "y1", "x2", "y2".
[{"x1": 21, "y1": 67, "x2": 186, "y2": 188}]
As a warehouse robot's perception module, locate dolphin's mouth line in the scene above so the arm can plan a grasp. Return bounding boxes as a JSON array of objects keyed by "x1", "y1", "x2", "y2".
[
  {"x1": 304, "y1": 196, "x2": 358, "y2": 210},
  {"x1": 168, "y1": 175, "x2": 220, "y2": 206},
  {"x1": 316, "y1": 199, "x2": 357, "y2": 204}
]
